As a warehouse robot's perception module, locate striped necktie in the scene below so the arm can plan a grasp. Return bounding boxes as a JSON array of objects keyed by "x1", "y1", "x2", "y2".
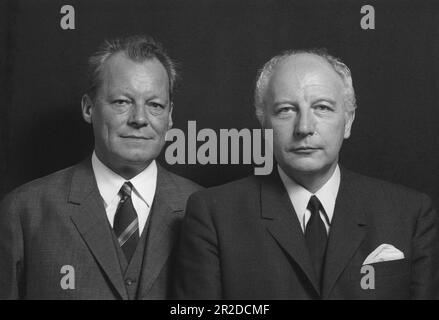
[{"x1": 114, "y1": 182, "x2": 139, "y2": 263}]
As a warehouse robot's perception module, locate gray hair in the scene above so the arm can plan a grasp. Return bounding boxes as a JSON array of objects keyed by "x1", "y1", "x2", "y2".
[
  {"x1": 86, "y1": 35, "x2": 178, "y2": 100},
  {"x1": 254, "y1": 48, "x2": 357, "y2": 123}
]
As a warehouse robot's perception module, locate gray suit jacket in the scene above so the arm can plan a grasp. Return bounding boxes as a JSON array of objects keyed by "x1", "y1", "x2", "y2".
[
  {"x1": 174, "y1": 167, "x2": 439, "y2": 299},
  {"x1": 0, "y1": 157, "x2": 201, "y2": 299}
]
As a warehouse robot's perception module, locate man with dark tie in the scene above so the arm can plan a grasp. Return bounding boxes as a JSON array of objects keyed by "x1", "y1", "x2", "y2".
[
  {"x1": 0, "y1": 35, "x2": 201, "y2": 299},
  {"x1": 173, "y1": 49, "x2": 439, "y2": 299}
]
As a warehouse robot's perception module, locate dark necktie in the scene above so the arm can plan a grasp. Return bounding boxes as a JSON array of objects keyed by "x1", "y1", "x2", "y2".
[
  {"x1": 305, "y1": 195, "x2": 328, "y2": 291},
  {"x1": 113, "y1": 182, "x2": 139, "y2": 263}
]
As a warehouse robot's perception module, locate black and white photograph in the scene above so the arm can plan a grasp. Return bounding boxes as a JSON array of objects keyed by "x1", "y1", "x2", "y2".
[{"x1": 0, "y1": 0, "x2": 438, "y2": 303}]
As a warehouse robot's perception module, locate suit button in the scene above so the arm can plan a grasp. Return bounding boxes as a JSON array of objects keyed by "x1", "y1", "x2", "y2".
[{"x1": 125, "y1": 278, "x2": 135, "y2": 286}]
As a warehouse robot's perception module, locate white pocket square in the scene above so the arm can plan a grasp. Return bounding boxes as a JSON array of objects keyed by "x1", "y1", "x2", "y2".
[{"x1": 363, "y1": 244, "x2": 405, "y2": 265}]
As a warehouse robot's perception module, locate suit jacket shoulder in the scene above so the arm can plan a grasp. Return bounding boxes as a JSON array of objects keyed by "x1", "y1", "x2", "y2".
[
  {"x1": 2, "y1": 164, "x2": 77, "y2": 200},
  {"x1": 3, "y1": 162, "x2": 203, "y2": 207},
  {"x1": 340, "y1": 167, "x2": 435, "y2": 226},
  {"x1": 158, "y1": 165, "x2": 203, "y2": 199},
  {"x1": 188, "y1": 168, "x2": 434, "y2": 225},
  {"x1": 189, "y1": 175, "x2": 259, "y2": 204},
  {"x1": 186, "y1": 175, "x2": 261, "y2": 221},
  {"x1": 341, "y1": 167, "x2": 429, "y2": 199},
  {"x1": 0, "y1": 163, "x2": 83, "y2": 224}
]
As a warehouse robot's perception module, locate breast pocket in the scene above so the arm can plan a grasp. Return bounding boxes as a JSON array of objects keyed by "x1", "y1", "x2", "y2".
[
  {"x1": 365, "y1": 259, "x2": 410, "y2": 279},
  {"x1": 340, "y1": 259, "x2": 411, "y2": 299}
]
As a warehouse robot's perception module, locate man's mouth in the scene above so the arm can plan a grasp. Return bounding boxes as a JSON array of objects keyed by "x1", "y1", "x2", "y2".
[
  {"x1": 120, "y1": 135, "x2": 151, "y2": 140},
  {"x1": 290, "y1": 146, "x2": 321, "y2": 153}
]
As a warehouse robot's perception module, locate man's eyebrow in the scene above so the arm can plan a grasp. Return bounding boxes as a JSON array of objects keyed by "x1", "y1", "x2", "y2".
[
  {"x1": 107, "y1": 87, "x2": 132, "y2": 95},
  {"x1": 306, "y1": 91, "x2": 338, "y2": 104},
  {"x1": 272, "y1": 100, "x2": 297, "y2": 107},
  {"x1": 107, "y1": 93, "x2": 131, "y2": 100},
  {"x1": 312, "y1": 97, "x2": 337, "y2": 105},
  {"x1": 147, "y1": 94, "x2": 167, "y2": 100}
]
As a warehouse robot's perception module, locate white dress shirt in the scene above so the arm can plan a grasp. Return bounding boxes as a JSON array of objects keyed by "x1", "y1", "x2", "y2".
[
  {"x1": 278, "y1": 164, "x2": 341, "y2": 234},
  {"x1": 91, "y1": 152, "x2": 157, "y2": 236}
]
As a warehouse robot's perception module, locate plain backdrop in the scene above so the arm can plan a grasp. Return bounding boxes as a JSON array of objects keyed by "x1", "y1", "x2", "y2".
[{"x1": 1, "y1": 0, "x2": 438, "y2": 209}]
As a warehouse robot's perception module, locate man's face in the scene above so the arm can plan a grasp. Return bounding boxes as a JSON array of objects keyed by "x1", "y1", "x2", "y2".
[
  {"x1": 262, "y1": 53, "x2": 354, "y2": 179},
  {"x1": 82, "y1": 52, "x2": 172, "y2": 173}
]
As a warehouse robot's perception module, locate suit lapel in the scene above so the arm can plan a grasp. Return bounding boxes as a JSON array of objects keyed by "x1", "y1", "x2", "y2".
[
  {"x1": 321, "y1": 168, "x2": 368, "y2": 299},
  {"x1": 138, "y1": 165, "x2": 185, "y2": 298},
  {"x1": 261, "y1": 170, "x2": 320, "y2": 295},
  {"x1": 68, "y1": 158, "x2": 128, "y2": 300}
]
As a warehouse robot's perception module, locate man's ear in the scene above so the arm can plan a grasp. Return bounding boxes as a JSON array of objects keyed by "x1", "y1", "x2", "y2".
[
  {"x1": 256, "y1": 107, "x2": 266, "y2": 129},
  {"x1": 81, "y1": 94, "x2": 93, "y2": 124},
  {"x1": 344, "y1": 109, "x2": 355, "y2": 139},
  {"x1": 168, "y1": 102, "x2": 174, "y2": 130}
]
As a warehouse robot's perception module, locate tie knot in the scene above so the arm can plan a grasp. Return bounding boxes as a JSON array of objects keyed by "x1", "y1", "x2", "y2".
[
  {"x1": 119, "y1": 182, "x2": 133, "y2": 198},
  {"x1": 307, "y1": 195, "x2": 321, "y2": 214}
]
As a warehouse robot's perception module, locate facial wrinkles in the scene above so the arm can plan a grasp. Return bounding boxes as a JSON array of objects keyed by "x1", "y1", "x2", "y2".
[
  {"x1": 105, "y1": 71, "x2": 139, "y2": 101},
  {"x1": 103, "y1": 57, "x2": 167, "y2": 102},
  {"x1": 298, "y1": 68, "x2": 341, "y2": 103},
  {"x1": 302, "y1": 85, "x2": 338, "y2": 109},
  {"x1": 129, "y1": 70, "x2": 167, "y2": 103}
]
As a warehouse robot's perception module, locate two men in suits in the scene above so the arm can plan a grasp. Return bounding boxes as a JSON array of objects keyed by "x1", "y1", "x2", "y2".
[
  {"x1": 173, "y1": 50, "x2": 439, "y2": 299},
  {"x1": 0, "y1": 35, "x2": 201, "y2": 299}
]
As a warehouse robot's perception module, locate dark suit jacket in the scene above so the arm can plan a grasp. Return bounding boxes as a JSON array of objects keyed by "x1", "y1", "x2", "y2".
[
  {"x1": 0, "y1": 158, "x2": 201, "y2": 299},
  {"x1": 173, "y1": 167, "x2": 439, "y2": 299}
]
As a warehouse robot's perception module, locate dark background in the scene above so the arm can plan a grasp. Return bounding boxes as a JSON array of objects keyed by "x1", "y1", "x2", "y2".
[{"x1": 1, "y1": 0, "x2": 438, "y2": 208}]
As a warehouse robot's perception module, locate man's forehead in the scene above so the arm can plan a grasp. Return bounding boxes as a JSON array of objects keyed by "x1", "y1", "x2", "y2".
[
  {"x1": 104, "y1": 52, "x2": 161, "y2": 73},
  {"x1": 277, "y1": 54, "x2": 340, "y2": 82},
  {"x1": 99, "y1": 51, "x2": 156, "y2": 74},
  {"x1": 98, "y1": 52, "x2": 169, "y2": 90},
  {"x1": 267, "y1": 53, "x2": 344, "y2": 96}
]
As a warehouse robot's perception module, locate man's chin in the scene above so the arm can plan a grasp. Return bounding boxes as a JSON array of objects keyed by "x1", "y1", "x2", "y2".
[
  {"x1": 120, "y1": 154, "x2": 156, "y2": 165},
  {"x1": 112, "y1": 148, "x2": 157, "y2": 165},
  {"x1": 280, "y1": 158, "x2": 327, "y2": 176}
]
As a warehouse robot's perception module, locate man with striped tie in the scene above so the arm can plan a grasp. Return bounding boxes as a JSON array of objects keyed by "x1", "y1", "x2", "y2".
[{"x1": 0, "y1": 35, "x2": 201, "y2": 299}]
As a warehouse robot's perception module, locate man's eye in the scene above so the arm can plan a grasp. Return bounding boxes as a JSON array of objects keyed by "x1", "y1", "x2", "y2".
[
  {"x1": 314, "y1": 104, "x2": 333, "y2": 111},
  {"x1": 113, "y1": 99, "x2": 130, "y2": 106},
  {"x1": 147, "y1": 102, "x2": 166, "y2": 115},
  {"x1": 150, "y1": 102, "x2": 164, "y2": 109},
  {"x1": 277, "y1": 107, "x2": 295, "y2": 114}
]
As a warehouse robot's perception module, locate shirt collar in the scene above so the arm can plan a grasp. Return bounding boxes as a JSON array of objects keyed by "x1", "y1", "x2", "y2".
[
  {"x1": 91, "y1": 151, "x2": 157, "y2": 208},
  {"x1": 277, "y1": 164, "x2": 341, "y2": 224}
]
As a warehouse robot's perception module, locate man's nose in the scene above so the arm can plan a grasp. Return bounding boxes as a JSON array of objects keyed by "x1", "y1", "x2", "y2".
[
  {"x1": 293, "y1": 109, "x2": 316, "y2": 138},
  {"x1": 128, "y1": 103, "x2": 149, "y2": 128}
]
